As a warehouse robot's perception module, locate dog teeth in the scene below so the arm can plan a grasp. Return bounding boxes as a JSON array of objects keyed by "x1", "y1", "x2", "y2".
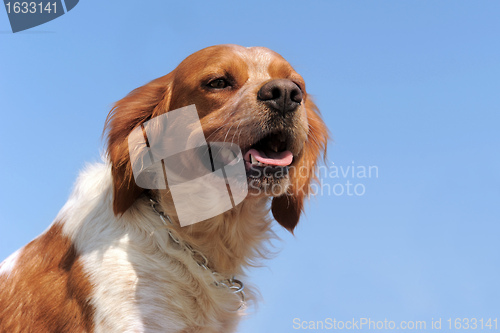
[{"x1": 250, "y1": 154, "x2": 258, "y2": 165}]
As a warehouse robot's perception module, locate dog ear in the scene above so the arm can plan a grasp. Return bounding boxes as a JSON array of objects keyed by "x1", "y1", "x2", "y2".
[
  {"x1": 272, "y1": 97, "x2": 328, "y2": 233},
  {"x1": 104, "y1": 74, "x2": 173, "y2": 215}
]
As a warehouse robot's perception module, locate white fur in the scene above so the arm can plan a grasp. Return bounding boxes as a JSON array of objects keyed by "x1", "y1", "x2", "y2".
[
  {"x1": 240, "y1": 46, "x2": 273, "y2": 81},
  {"x1": 57, "y1": 163, "x2": 247, "y2": 332},
  {"x1": 0, "y1": 249, "x2": 21, "y2": 278}
]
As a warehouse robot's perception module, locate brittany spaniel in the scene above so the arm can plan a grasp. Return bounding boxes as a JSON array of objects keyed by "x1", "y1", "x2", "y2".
[{"x1": 0, "y1": 44, "x2": 328, "y2": 332}]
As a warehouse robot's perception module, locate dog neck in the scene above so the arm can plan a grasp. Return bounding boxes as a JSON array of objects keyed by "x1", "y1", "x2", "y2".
[
  {"x1": 58, "y1": 163, "x2": 274, "y2": 281},
  {"x1": 157, "y1": 193, "x2": 274, "y2": 276}
]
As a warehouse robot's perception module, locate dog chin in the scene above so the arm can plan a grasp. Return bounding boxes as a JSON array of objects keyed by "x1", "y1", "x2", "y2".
[{"x1": 246, "y1": 168, "x2": 291, "y2": 197}]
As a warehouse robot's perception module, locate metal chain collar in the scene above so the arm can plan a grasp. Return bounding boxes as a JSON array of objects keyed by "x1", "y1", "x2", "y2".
[{"x1": 149, "y1": 197, "x2": 245, "y2": 309}]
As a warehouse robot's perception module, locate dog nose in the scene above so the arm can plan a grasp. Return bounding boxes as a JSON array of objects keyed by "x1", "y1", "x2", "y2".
[{"x1": 258, "y1": 79, "x2": 303, "y2": 115}]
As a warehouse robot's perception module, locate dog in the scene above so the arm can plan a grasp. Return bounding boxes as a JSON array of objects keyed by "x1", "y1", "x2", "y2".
[{"x1": 0, "y1": 44, "x2": 328, "y2": 332}]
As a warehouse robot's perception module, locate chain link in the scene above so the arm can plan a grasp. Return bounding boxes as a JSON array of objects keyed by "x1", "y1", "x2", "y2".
[{"x1": 149, "y1": 197, "x2": 245, "y2": 309}]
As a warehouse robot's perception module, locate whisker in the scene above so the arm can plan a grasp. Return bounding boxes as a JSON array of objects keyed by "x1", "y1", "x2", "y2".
[
  {"x1": 231, "y1": 119, "x2": 244, "y2": 145},
  {"x1": 223, "y1": 123, "x2": 235, "y2": 143},
  {"x1": 204, "y1": 123, "x2": 226, "y2": 142}
]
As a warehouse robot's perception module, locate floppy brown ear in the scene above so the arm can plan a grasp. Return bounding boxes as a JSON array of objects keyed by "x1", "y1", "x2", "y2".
[
  {"x1": 272, "y1": 97, "x2": 328, "y2": 233},
  {"x1": 105, "y1": 74, "x2": 173, "y2": 215}
]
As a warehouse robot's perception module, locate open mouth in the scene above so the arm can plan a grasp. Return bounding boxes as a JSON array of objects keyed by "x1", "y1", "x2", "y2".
[{"x1": 243, "y1": 132, "x2": 294, "y2": 179}]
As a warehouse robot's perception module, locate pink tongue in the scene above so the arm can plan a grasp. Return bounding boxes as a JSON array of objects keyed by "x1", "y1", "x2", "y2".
[{"x1": 244, "y1": 149, "x2": 293, "y2": 166}]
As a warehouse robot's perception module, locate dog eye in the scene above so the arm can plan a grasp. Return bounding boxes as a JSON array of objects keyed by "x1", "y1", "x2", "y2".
[{"x1": 208, "y1": 78, "x2": 230, "y2": 89}]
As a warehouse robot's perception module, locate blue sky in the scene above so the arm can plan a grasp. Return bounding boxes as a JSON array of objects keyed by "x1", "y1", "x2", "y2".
[{"x1": 1, "y1": 1, "x2": 499, "y2": 332}]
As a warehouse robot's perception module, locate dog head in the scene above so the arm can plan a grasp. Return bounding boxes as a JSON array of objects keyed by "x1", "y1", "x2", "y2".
[{"x1": 105, "y1": 44, "x2": 328, "y2": 232}]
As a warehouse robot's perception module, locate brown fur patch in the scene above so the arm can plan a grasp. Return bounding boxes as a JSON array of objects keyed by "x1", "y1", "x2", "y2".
[
  {"x1": 272, "y1": 98, "x2": 329, "y2": 232},
  {"x1": 0, "y1": 223, "x2": 95, "y2": 332}
]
